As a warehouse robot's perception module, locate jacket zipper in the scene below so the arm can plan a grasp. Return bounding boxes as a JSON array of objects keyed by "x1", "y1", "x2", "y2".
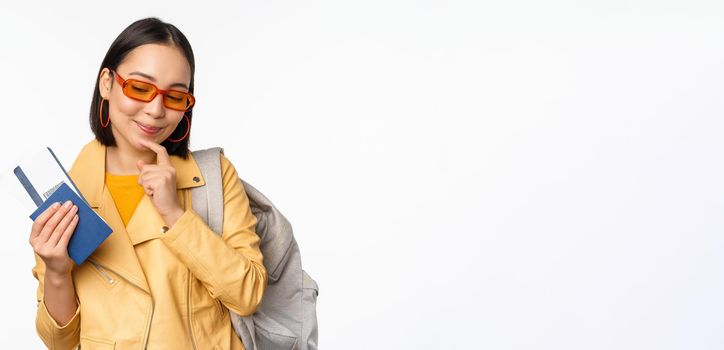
[
  {"x1": 182, "y1": 193, "x2": 198, "y2": 350},
  {"x1": 89, "y1": 261, "x2": 114, "y2": 284},
  {"x1": 187, "y1": 269, "x2": 199, "y2": 350},
  {"x1": 142, "y1": 298, "x2": 155, "y2": 350},
  {"x1": 88, "y1": 260, "x2": 151, "y2": 292}
]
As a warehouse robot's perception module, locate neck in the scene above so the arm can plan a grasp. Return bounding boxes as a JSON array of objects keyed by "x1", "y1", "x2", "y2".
[{"x1": 106, "y1": 139, "x2": 156, "y2": 175}]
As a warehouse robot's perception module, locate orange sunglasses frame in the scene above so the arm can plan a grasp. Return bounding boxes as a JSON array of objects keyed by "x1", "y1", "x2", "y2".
[{"x1": 110, "y1": 69, "x2": 196, "y2": 111}]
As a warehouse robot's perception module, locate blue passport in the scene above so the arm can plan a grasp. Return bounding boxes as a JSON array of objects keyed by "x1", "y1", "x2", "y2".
[{"x1": 29, "y1": 182, "x2": 112, "y2": 265}]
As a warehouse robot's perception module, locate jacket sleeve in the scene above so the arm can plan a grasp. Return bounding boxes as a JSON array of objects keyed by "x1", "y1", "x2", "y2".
[
  {"x1": 161, "y1": 153, "x2": 268, "y2": 316},
  {"x1": 31, "y1": 253, "x2": 81, "y2": 350}
]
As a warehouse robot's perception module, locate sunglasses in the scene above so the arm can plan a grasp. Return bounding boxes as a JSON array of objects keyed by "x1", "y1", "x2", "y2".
[{"x1": 110, "y1": 69, "x2": 196, "y2": 112}]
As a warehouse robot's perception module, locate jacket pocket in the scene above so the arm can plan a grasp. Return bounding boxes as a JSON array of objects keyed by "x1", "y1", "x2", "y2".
[
  {"x1": 80, "y1": 335, "x2": 116, "y2": 349},
  {"x1": 88, "y1": 261, "x2": 117, "y2": 290}
]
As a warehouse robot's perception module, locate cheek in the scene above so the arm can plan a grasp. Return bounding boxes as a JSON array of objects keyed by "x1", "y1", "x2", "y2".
[
  {"x1": 111, "y1": 96, "x2": 143, "y2": 119},
  {"x1": 113, "y1": 97, "x2": 144, "y2": 117}
]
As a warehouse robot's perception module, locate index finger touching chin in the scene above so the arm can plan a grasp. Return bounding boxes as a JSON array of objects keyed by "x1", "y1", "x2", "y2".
[{"x1": 138, "y1": 138, "x2": 171, "y2": 164}]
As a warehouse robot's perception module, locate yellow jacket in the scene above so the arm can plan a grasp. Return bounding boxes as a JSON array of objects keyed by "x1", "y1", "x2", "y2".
[{"x1": 32, "y1": 139, "x2": 267, "y2": 349}]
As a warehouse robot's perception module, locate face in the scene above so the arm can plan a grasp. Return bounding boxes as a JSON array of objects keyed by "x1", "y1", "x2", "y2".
[{"x1": 98, "y1": 43, "x2": 192, "y2": 152}]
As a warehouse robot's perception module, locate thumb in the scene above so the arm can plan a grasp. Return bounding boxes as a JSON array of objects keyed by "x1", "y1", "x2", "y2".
[{"x1": 137, "y1": 159, "x2": 145, "y2": 171}]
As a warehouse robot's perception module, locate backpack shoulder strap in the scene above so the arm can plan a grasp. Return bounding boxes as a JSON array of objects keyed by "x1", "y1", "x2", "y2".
[
  {"x1": 190, "y1": 147, "x2": 258, "y2": 350},
  {"x1": 190, "y1": 147, "x2": 224, "y2": 235}
]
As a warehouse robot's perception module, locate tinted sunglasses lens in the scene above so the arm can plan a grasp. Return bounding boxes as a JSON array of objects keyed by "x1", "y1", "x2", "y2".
[
  {"x1": 164, "y1": 91, "x2": 193, "y2": 111},
  {"x1": 123, "y1": 80, "x2": 156, "y2": 101}
]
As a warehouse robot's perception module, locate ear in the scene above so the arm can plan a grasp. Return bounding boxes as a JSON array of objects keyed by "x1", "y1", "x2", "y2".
[{"x1": 98, "y1": 68, "x2": 113, "y2": 99}]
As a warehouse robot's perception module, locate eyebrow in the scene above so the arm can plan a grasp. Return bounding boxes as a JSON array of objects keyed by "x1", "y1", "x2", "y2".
[{"x1": 128, "y1": 71, "x2": 189, "y2": 90}]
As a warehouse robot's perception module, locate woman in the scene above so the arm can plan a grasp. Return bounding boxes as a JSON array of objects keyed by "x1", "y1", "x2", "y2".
[{"x1": 28, "y1": 17, "x2": 267, "y2": 349}]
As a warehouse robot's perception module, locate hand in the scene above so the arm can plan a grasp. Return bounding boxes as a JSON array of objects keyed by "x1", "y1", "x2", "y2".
[
  {"x1": 29, "y1": 200, "x2": 79, "y2": 276},
  {"x1": 137, "y1": 138, "x2": 184, "y2": 226}
]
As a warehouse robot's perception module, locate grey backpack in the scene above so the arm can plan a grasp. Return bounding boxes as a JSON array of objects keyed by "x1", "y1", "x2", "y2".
[{"x1": 191, "y1": 147, "x2": 319, "y2": 350}]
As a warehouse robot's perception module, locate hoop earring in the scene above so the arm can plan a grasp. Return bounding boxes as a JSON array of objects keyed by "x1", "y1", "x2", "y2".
[
  {"x1": 99, "y1": 97, "x2": 110, "y2": 128},
  {"x1": 167, "y1": 114, "x2": 190, "y2": 143}
]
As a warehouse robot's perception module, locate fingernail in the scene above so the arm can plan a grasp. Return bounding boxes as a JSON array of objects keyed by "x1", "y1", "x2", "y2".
[
  {"x1": 51, "y1": 202, "x2": 60, "y2": 209},
  {"x1": 63, "y1": 200, "x2": 72, "y2": 208},
  {"x1": 71, "y1": 205, "x2": 78, "y2": 213}
]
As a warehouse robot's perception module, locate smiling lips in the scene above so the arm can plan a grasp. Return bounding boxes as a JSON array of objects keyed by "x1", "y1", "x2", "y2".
[{"x1": 136, "y1": 121, "x2": 163, "y2": 135}]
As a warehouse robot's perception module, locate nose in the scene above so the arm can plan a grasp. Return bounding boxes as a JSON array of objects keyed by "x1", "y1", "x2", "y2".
[{"x1": 145, "y1": 93, "x2": 166, "y2": 118}]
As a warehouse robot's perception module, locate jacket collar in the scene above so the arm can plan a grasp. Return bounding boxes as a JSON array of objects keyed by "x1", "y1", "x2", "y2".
[
  {"x1": 69, "y1": 139, "x2": 205, "y2": 208},
  {"x1": 66, "y1": 139, "x2": 206, "y2": 294}
]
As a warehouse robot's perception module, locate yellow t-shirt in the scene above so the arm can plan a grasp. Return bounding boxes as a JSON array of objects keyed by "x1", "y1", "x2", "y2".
[{"x1": 105, "y1": 172, "x2": 145, "y2": 227}]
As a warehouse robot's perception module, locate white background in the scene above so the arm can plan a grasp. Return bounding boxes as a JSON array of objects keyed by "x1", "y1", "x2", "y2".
[{"x1": 1, "y1": 1, "x2": 723, "y2": 349}]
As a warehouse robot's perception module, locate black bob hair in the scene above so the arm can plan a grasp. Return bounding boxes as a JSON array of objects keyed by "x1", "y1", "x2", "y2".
[{"x1": 89, "y1": 17, "x2": 195, "y2": 159}]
